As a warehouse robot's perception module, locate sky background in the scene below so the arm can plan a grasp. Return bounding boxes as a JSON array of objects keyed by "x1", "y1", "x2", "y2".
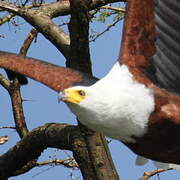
[{"x1": 0, "y1": 3, "x2": 180, "y2": 180}]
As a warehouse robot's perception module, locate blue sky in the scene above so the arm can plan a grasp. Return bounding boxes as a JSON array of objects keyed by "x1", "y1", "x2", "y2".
[{"x1": 0, "y1": 10, "x2": 180, "y2": 180}]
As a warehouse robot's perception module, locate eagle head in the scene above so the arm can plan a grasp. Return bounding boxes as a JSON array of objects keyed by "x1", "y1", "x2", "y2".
[{"x1": 58, "y1": 86, "x2": 88, "y2": 104}]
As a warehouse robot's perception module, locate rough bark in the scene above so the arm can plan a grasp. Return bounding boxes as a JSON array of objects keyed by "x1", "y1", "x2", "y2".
[{"x1": 67, "y1": 0, "x2": 119, "y2": 179}]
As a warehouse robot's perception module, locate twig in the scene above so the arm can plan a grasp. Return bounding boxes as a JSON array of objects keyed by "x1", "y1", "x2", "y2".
[
  {"x1": 19, "y1": 28, "x2": 38, "y2": 56},
  {"x1": 0, "y1": 3, "x2": 42, "y2": 25},
  {"x1": 36, "y1": 158, "x2": 79, "y2": 168},
  {"x1": 0, "y1": 136, "x2": 8, "y2": 145},
  {"x1": 9, "y1": 79, "x2": 28, "y2": 138},
  {"x1": 0, "y1": 126, "x2": 15, "y2": 129},
  {"x1": 100, "y1": 5, "x2": 125, "y2": 13},
  {"x1": 0, "y1": 13, "x2": 15, "y2": 26},
  {"x1": 90, "y1": 16, "x2": 123, "y2": 42},
  {"x1": 139, "y1": 168, "x2": 172, "y2": 180},
  {"x1": 0, "y1": 73, "x2": 10, "y2": 92},
  {"x1": 9, "y1": 28, "x2": 38, "y2": 138}
]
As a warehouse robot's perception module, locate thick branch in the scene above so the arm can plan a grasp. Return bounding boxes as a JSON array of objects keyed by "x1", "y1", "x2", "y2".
[
  {"x1": 78, "y1": 127, "x2": 119, "y2": 179},
  {"x1": 68, "y1": 0, "x2": 92, "y2": 73},
  {"x1": 0, "y1": 1, "x2": 70, "y2": 59},
  {"x1": 0, "y1": 0, "x2": 123, "y2": 17},
  {"x1": 67, "y1": 0, "x2": 119, "y2": 179},
  {"x1": 28, "y1": 0, "x2": 124, "y2": 18},
  {"x1": 0, "y1": 123, "x2": 118, "y2": 179},
  {"x1": 17, "y1": 10, "x2": 70, "y2": 59},
  {"x1": 0, "y1": 3, "x2": 42, "y2": 25},
  {"x1": 0, "y1": 0, "x2": 122, "y2": 59},
  {"x1": 0, "y1": 123, "x2": 76, "y2": 179}
]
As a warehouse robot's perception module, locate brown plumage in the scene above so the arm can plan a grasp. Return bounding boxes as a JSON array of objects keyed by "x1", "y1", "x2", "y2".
[
  {"x1": 120, "y1": 0, "x2": 180, "y2": 164},
  {"x1": 0, "y1": 51, "x2": 97, "y2": 91}
]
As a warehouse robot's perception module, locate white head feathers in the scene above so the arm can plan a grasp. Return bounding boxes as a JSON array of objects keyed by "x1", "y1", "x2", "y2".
[{"x1": 59, "y1": 62, "x2": 155, "y2": 142}]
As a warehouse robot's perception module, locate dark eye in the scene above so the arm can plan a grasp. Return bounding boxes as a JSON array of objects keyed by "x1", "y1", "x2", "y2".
[{"x1": 78, "y1": 90, "x2": 86, "y2": 96}]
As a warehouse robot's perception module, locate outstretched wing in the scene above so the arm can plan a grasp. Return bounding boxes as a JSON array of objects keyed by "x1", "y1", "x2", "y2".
[
  {"x1": 120, "y1": 0, "x2": 180, "y2": 164},
  {"x1": 0, "y1": 51, "x2": 97, "y2": 92},
  {"x1": 119, "y1": 0, "x2": 180, "y2": 94},
  {"x1": 151, "y1": 0, "x2": 180, "y2": 93}
]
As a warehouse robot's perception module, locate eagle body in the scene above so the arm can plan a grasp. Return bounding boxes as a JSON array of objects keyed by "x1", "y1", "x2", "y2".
[
  {"x1": 59, "y1": 62, "x2": 180, "y2": 169},
  {"x1": 59, "y1": 62, "x2": 155, "y2": 143}
]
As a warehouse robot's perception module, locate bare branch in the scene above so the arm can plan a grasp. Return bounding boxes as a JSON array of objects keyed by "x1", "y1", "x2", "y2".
[
  {"x1": 0, "y1": 136, "x2": 8, "y2": 145},
  {"x1": 0, "y1": 73, "x2": 10, "y2": 92},
  {"x1": 0, "y1": 13, "x2": 15, "y2": 25},
  {"x1": 0, "y1": 123, "x2": 76, "y2": 179},
  {"x1": 9, "y1": 79, "x2": 28, "y2": 138},
  {"x1": 0, "y1": 1, "x2": 70, "y2": 59},
  {"x1": 90, "y1": 15, "x2": 123, "y2": 42},
  {"x1": 100, "y1": 5, "x2": 125, "y2": 12},
  {"x1": 0, "y1": 126, "x2": 15, "y2": 129},
  {"x1": 12, "y1": 157, "x2": 79, "y2": 176},
  {"x1": 43, "y1": 0, "x2": 124, "y2": 18},
  {"x1": 19, "y1": 28, "x2": 38, "y2": 56},
  {"x1": 0, "y1": 0, "x2": 124, "y2": 59},
  {"x1": 0, "y1": 3, "x2": 42, "y2": 25},
  {"x1": 37, "y1": 158, "x2": 79, "y2": 168},
  {"x1": 8, "y1": 28, "x2": 38, "y2": 138},
  {"x1": 139, "y1": 168, "x2": 172, "y2": 180}
]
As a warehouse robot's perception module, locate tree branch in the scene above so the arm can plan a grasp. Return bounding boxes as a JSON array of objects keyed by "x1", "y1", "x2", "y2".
[
  {"x1": 0, "y1": 73, "x2": 10, "y2": 92},
  {"x1": 90, "y1": 15, "x2": 123, "y2": 42},
  {"x1": 19, "y1": 10, "x2": 70, "y2": 60},
  {"x1": 36, "y1": 0, "x2": 124, "y2": 18},
  {"x1": 9, "y1": 79, "x2": 28, "y2": 138},
  {"x1": 139, "y1": 168, "x2": 172, "y2": 180},
  {"x1": 68, "y1": 0, "x2": 92, "y2": 73},
  {"x1": 67, "y1": 0, "x2": 119, "y2": 179},
  {"x1": 0, "y1": 3, "x2": 42, "y2": 25},
  {"x1": 0, "y1": 136, "x2": 8, "y2": 145},
  {"x1": 0, "y1": 126, "x2": 15, "y2": 129},
  {"x1": 100, "y1": 5, "x2": 125, "y2": 12},
  {"x1": 0, "y1": 123, "x2": 116, "y2": 179},
  {"x1": 36, "y1": 158, "x2": 78, "y2": 168},
  {"x1": 0, "y1": 123, "x2": 76, "y2": 179},
  {"x1": 0, "y1": 1, "x2": 70, "y2": 59},
  {"x1": 8, "y1": 28, "x2": 38, "y2": 138},
  {"x1": 19, "y1": 28, "x2": 38, "y2": 56},
  {"x1": 0, "y1": 0, "x2": 123, "y2": 60}
]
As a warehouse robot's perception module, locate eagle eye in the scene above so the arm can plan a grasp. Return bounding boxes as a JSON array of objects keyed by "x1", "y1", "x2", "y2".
[{"x1": 77, "y1": 90, "x2": 86, "y2": 96}]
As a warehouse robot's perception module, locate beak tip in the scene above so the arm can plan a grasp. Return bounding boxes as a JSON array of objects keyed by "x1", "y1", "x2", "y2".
[{"x1": 58, "y1": 91, "x2": 65, "y2": 103}]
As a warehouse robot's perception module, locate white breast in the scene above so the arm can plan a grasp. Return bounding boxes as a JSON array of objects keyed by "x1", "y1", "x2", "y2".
[{"x1": 69, "y1": 63, "x2": 155, "y2": 143}]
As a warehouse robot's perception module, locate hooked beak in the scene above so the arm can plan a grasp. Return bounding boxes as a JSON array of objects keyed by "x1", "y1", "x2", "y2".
[{"x1": 58, "y1": 91, "x2": 67, "y2": 103}]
